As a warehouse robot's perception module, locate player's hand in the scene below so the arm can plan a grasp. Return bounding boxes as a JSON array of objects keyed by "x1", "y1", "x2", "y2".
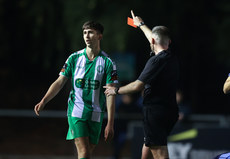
[
  {"x1": 103, "y1": 86, "x2": 116, "y2": 96},
  {"x1": 104, "y1": 124, "x2": 114, "y2": 142},
  {"x1": 131, "y1": 10, "x2": 144, "y2": 27},
  {"x1": 34, "y1": 101, "x2": 45, "y2": 116}
]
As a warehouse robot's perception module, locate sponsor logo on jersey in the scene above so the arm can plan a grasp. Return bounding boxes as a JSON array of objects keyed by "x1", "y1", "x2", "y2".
[{"x1": 75, "y1": 78, "x2": 100, "y2": 90}]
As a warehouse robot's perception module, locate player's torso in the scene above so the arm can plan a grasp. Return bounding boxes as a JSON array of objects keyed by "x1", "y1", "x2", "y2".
[{"x1": 68, "y1": 49, "x2": 110, "y2": 121}]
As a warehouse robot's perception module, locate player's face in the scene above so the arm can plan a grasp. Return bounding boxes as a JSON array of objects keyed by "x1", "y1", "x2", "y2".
[{"x1": 83, "y1": 28, "x2": 101, "y2": 47}]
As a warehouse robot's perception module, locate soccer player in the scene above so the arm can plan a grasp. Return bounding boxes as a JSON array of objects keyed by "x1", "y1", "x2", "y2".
[
  {"x1": 104, "y1": 10, "x2": 179, "y2": 159},
  {"x1": 34, "y1": 21, "x2": 118, "y2": 159}
]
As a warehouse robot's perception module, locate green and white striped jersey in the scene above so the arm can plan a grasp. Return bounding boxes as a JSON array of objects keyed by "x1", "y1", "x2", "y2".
[{"x1": 59, "y1": 48, "x2": 118, "y2": 122}]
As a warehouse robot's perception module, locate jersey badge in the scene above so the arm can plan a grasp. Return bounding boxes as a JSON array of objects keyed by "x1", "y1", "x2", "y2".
[{"x1": 97, "y1": 65, "x2": 104, "y2": 74}]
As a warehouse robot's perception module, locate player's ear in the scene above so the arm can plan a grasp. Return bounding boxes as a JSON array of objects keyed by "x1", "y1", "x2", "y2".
[{"x1": 98, "y1": 34, "x2": 103, "y2": 40}]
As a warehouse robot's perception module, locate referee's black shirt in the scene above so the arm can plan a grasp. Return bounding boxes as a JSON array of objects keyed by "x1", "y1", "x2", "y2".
[{"x1": 138, "y1": 49, "x2": 179, "y2": 111}]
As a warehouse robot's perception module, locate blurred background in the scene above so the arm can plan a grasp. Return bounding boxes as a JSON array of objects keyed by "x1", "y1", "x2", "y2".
[{"x1": 1, "y1": 0, "x2": 230, "y2": 159}]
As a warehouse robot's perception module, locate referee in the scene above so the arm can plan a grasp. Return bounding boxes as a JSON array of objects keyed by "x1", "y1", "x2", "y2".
[{"x1": 104, "y1": 10, "x2": 179, "y2": 159}]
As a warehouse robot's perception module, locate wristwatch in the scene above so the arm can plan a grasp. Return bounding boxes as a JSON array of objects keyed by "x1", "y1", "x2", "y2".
[
  {"x1": 114, "y1": 87, "x2": 120, "y2": 95},
  {"x1": 138, "y1": 22, "x2": 145, "y2": 28}
]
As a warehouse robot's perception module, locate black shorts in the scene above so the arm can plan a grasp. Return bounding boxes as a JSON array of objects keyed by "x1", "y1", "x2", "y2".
[{"x1": 143, "y1": 106, "x2": 178, "y2": 147}]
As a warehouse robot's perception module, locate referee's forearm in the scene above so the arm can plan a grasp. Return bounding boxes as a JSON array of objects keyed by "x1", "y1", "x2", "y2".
[
  {"x1": 118, "y1": 80, "x2": 144, "y2": 94},
  {"x1": 140, "y1": 25, "x2": 152, "y2": 44}
]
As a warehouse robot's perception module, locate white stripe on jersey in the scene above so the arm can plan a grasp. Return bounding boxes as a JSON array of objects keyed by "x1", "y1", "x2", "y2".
[{"x1": 72, "y1": 54, "x2": 86, "y2": 118}]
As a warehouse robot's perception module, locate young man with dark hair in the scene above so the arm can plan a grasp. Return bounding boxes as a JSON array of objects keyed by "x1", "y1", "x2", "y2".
[
  {"x1": 34, "y1": 21, "x2": 118, "y2": 159},
  {"x1": 104, "y1": 11, "x2": 179, "y2": 159}
]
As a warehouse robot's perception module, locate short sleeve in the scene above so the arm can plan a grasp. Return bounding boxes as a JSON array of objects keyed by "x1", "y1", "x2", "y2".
[
  {"x1": 138, "y1": 56, "x2": 165, "y2": 84},
  {"x1": 105, "y1": 60, "x2": 118, "y2": 84},
  {"x1": 59, "y1": 55, "x2": 73, "y2": 78}
]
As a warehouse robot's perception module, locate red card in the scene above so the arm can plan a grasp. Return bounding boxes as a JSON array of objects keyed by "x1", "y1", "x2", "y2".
[{"x1": 127, "y1": 17, "x2": 137, "y2": 28}]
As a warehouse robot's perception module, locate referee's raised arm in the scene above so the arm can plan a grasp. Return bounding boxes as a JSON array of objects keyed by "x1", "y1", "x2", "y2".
[{"x1": 131, "y1": 10, "x2": 152, "y2": 44}]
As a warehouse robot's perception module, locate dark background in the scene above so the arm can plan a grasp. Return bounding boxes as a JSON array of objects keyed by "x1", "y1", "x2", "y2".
[{"x1": 1, "y1": 0, "x2": 230, "y2": 114}]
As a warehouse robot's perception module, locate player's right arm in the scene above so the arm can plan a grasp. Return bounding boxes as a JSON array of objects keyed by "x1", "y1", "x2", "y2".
[
  {"x1": 34, "y1": 75, "x2": 68, "y2": 116},
  {"x1": 131, "y1": 10, "x2": 152, "y2": 44}
]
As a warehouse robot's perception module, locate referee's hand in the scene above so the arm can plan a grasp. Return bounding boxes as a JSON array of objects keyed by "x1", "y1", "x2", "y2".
[{"x1": 131, "y1": 10, "x2": 144, "y2": 27}]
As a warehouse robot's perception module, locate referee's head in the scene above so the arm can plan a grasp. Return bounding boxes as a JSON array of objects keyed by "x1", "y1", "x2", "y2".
[{"x1": 152, "y1": 26, "x2": 171, "y2": 47}]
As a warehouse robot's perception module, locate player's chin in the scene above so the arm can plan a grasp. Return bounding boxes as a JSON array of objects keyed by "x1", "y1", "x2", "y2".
[{"x1": 85, "y1": 43, "x2": 92, "y2": 47}]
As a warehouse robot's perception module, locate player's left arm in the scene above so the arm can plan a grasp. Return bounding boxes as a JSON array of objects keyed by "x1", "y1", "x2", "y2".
[
  {"x1": 223, "y1": 76, "x2": 230, "y2": 94},
  {"x1": 104, "y1": 83, "x2": 116, "y2": 142}
]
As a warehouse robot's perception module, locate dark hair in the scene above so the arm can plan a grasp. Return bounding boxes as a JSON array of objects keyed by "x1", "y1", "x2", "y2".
[{"x1": 82, "y1": 21, "x2": 104, "y2": 34}]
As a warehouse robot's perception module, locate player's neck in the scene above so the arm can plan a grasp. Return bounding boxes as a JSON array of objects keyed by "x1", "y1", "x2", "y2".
[{"x1": 86, "y1": 46, "x2": 100, "y2": 61}]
